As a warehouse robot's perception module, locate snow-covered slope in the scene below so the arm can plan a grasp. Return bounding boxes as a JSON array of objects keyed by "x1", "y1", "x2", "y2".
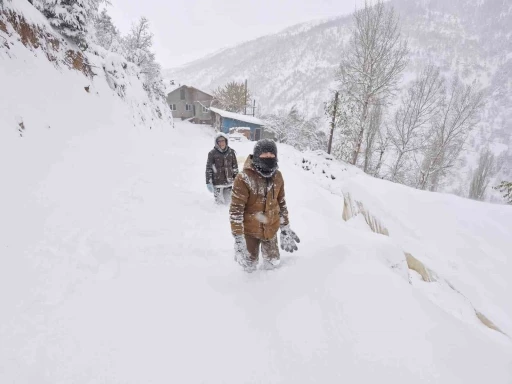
[
  {"x1": 164, "y1": 15, "x2": 350, "y2": 117},
  {"x1": 0, "y1": 0, "x2": 172, "y2": 138},
  {"x1": 1, "y1": 2, "x2": 511, "y2": 383},
  {"x1": 1, "y1": 115, "x2": 511, "y2": 382},
  {"x1": 293, "y1": 148, "x2": 512, "y2": 336}
]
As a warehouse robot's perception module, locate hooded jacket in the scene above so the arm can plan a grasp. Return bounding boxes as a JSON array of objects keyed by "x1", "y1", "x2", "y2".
[
  {"x1": 205, "y1": 133, "x2": 239, "y2": 186},
  {"x1": 229, "y1": 155, "x2": 289, "y2": 240}
]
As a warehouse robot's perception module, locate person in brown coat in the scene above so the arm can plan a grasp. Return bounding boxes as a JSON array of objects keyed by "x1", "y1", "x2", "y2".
[
  {"x1": 229, "y1": 139, "x2": 300, "y2": 272},
  {"x1": 205, "y1": 132, "x2": 239, "y2": 204}
]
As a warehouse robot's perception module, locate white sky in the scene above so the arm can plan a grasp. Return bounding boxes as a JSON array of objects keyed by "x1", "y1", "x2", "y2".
[{"x1": 107, "y1": 0, "x2": 363, "y2": 69}]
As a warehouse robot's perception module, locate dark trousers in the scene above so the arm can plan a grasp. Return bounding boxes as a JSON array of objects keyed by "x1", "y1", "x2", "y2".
[
  {"x1": 245, "y1": 234, "x2": 280, "y2": 263},
  {"x1": 214, "y1": 186, "x2": 232, "y2": 205}
]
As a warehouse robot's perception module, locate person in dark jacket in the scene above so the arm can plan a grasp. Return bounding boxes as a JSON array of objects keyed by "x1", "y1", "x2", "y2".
[
  {"x1": 229, "y1": 139, "x2": 300, "y2": 272},
  {"x1": 205, "y1": 132, "x2": 239, "y2": 204}
]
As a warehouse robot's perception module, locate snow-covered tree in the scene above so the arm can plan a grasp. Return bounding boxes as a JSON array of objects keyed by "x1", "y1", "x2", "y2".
[
  {"x1": 415, "y1": 77, "x2": 485, "y2": 191},
  {"x1": 336, "y1": 0, "x2": 409, "y2": 165},
  {"x1": 388, "y1": 64, "x2": 444, "y2": 184},
  {"x1": 325, "y1": 92, "x2": 361, "y2": 163},
  {"x1": 372, "y1": 122, "x2": 390, "y2": 177},
  {"x1": 94, "y1": 8, "x2": 118, "y2": 50},
  {"x1": 212, "y1": 81, "x2": 251, "y2": 113},
  {"x1": 327, "y1": 94, "x2": 387, "y2": 175},
  {"x1": 142, "y1": 59, "x2": 165, "y2": 100},
  {"x1": 362, "y1": 104, "x2": 385, "y2": 174},
  {"x1": 124, "y1": 17, "x2": 154, "y2": 67},
  {"x1": 123, "y1": 17, "x2": 165, "y2": 100},
  {"x1": 264, "y1": 106, "x2": 326, "y2": 151},
  {"x1": 37, "y1": 0, "x2": 104, "y2": 48},
  {"x1": 469, "y1": 148, "x2": 496, "y2": 201},
  {"x1": 325, "y1": 90, "x2": 339, "y2": 155}
]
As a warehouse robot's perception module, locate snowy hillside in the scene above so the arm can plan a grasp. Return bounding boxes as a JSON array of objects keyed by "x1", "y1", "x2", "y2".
[
  {"x1": 1, "y1": 1, "x2": 512, "y2": 383},
  {"x1": 164, "y1": 0, "x2": 512, "y2": 198},
  {"x1": 164, "y1": 15, "x2": 351, "y2": 117},
  {"x1": 0, "y1": 0, "x2": 172, "y2": 137}
]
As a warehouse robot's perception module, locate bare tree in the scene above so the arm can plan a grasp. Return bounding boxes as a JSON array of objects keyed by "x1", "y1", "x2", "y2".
[
  {"x1": 416, "y1": 77, "x2": 485, "y2": 191},
  {"x1": 325, "y1": 92, "x2": 361, "y2": 163},
  {"x1": 336, "y1": 0, "x2": 409, "y2": 166},
  {"x1": 212, "y1": 81, "x2": 251, "y2": 113},
  {"x1": 469, "y1": 148, "x2": 496, "y2": 200},
  {"x1": 388, "y1": 64, "x2": 444, "y2": 183},
  {"x1": 363, "y1": 104, "x2": 383, "y2": 173},
  {"x1": 373, "y1": 121, "x2": 390, "y2": 177},
  {"x1": 326, "y1": 90, "x2": 339, "y2": 154},
  {"x1": 361, "y1": 104, "x2": 390, "y2": 177}
]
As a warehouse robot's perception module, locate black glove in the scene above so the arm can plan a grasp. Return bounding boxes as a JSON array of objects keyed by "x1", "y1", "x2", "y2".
[
  {"x1": 234, "y1": 235, "x2": 254, "y2": 271},
  {"x1": 280, "y1": 225, "x2": 300, "y2": 253}
]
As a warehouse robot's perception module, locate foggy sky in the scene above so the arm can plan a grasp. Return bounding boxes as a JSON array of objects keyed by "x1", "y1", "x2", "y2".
[{"x1": 108, "y1": 0, "x2": 363, "y2": 69}]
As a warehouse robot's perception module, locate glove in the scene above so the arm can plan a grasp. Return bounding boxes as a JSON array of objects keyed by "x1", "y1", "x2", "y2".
[
  {"x1": 234, "y1": 235, "x2": 255, "y2": 271},
  {"x1": 206, "y1": 183, "x2": 214, "y2": 193},
  {"x1": 280, "y1": 225, "x2": 300, "y2": 253}
]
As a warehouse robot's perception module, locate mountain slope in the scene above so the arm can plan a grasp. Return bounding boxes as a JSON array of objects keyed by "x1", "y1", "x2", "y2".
[
  {"x1": 165, "y1": 0, "x2": 511, "y2": 121},
  {"x1": 0, "y1": 0, "x2": 172, "y2": 137},
  {"x1": 165, "y1": 15, "x2": 351, "y2": 117},
  {"x1": 165, "y1": 0, "x2": 512, "y2": 198}
]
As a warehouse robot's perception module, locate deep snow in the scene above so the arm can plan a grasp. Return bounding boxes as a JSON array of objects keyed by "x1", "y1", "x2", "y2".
[
  {"x1": 1, "y1": 118, "x2": 511, "y2": 383},
  {"x1": 1, "y1": 2, "x2": 512, "y2": 381}
]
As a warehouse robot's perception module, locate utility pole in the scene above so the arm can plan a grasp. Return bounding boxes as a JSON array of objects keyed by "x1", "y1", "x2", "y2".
[
  {"x1": 244, "y1": 79, "x2": 248, "y2": 115},
  {"x1": 252, "y1": 99, "x2": 256, "y2": 117},
  {"x1": 327, "y1": 91, "x2": 339, "y2": 155}
]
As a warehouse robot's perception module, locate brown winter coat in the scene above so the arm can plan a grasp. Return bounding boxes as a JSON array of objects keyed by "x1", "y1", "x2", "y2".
[
  {"x1": 230, "y1": 155, "x2": 289, "y2": 240},
  {"x1": 205, "y1": 147, "x2": 238, "y2": 186}
]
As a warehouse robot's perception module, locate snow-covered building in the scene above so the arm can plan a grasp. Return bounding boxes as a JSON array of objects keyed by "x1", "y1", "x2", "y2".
[
  {"x1": 209, "y1": 107, "x2": 265, "y2": 141},
  {"x1": 166, "y1": 85, "x2": 213, "y2": 124}
]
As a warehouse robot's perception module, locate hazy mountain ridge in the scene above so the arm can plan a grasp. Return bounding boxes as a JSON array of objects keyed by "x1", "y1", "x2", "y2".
[
  {"x1": 164, "y1": 14, "x2": 352, "y2": 117},
  {"x1": 165, "y1": 0, "x2": 510, "y2": 119}
]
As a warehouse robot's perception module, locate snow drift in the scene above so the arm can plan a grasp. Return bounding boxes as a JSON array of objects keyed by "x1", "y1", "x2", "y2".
[{"x1": 294, "y1": 148, "x2": 512, "y2": 337}]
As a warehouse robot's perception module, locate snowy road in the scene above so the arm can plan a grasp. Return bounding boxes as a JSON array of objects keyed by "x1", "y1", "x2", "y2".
[{"x1": 1, "y1": 121, "x2": 511, "y2": 383}]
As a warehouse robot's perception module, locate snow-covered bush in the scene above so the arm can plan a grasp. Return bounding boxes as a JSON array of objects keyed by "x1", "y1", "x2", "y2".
[{"x1": 263, "y1": 106, "x2": 326, "y2": 151}]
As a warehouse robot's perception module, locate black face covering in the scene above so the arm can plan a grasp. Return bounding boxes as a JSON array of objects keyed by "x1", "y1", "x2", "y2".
[
  {"x1": 253, "y1": 156, "x2": 277, "y2": 177},
  {"x1": 252, "y1": 139, "x2": 278, "y2": 177}
]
